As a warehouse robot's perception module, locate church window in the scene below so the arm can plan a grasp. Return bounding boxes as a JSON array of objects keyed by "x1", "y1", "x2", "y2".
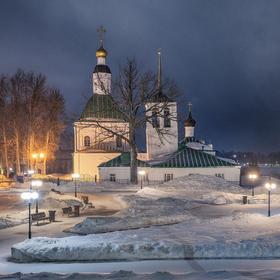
[
  {"x1": 152, "y1": 110, "x2": 159, "y2": 128},
  {"x1": 164, "y1": 173, "x2": 173, "y2": 182},
  {"x1": 164, "y1": 108, "x2": 171, "y2": 128},
  {"x1": 84, "y1": 136, "x2": 91, "y2": 147},
  {"x1": 116, "y1": 136, "x2": 122, "y2": 148},
  {"x1": 109, "y1": 174, "x2": 116, "y2": 182}
]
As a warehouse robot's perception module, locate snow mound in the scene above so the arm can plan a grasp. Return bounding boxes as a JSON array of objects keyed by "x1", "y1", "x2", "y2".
[{"x1": 45, "y1": 192, "x2": 83, "y2": 207}]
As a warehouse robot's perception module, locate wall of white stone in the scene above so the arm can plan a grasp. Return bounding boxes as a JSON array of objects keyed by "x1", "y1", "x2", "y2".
[
  {"x1": 74, "y1": 121, "x2": 129, "y2": 152},
  {"x1": 145, "y1": 102, "x2": 178, "y2": 160},
  {"x1": 93, "y1": 72, "x2": 111, "y2": 95},
  {"x1": 99, "y1": 166, "x2": 241, "y2": 182},
  {"x1": 73, "y1": 152, "x2": 121, "y2": 179}
]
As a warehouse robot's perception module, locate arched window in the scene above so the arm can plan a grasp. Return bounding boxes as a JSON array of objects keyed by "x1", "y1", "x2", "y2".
[
  {"x1": 116, "y1": 136, "x2": 122, "y2": 148},
  {"x1": 152, "y1": 110, "x2": 159, "y2": 128},
  {"x1": 164, "y1": 108, "x2": 171, "y2": 127},
  {"x1": 84, "y1": 136, "x2": 91, "y2": 147}
]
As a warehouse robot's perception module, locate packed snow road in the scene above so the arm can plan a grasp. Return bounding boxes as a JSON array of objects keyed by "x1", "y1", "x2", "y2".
[{"x1": 1, "y1": 259, "x2": 280, "y2": 279}]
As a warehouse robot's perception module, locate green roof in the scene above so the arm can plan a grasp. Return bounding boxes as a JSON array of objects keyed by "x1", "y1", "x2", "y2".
[
  {"x1": 99, "y1": 152, "x2": 149, "y2": 167},
  {"x1": 151, "y1": 147, "x2": 235, "y2": 168},
  {"x1": 98, "y1": 147, "x2": 236, "y2": 169},
  {"x1": 80, "y1": 94, "x2": 124, "y2": 120}
]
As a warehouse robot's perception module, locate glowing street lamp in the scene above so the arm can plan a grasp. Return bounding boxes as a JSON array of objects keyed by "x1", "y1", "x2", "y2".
[
  {"x1": 31, "y1": 180, "x2": 42, "y2": 213},
  {"x1": 265, "y1": 181, "x2": 276, "y2": 217},
  {"x1": 138, "y1": 170, "x2": 146, "y2": 189},
  {"x1": 21, "y1": 190, "x2": 39, "y2": 239},
  {"x1": 71, "y1": 173, "x2": 80, "y2": 197},
  {"x1": 248, "y1": 173, "x2": 258, "y2": 196}
]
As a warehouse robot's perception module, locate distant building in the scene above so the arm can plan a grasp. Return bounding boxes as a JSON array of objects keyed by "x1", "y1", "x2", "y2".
[{"x1": 73, "y1": 29, "x2": 240, "y2": 182}]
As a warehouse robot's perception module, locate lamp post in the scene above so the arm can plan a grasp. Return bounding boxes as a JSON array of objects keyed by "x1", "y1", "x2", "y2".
[
  {"x1": 265, "y1": 181, "x2": 276, "y2": 217},
  {"x1": 71, "y1": 173, "x2": 80, "y2": 197},
  {"x1": 21, "y1": 190, "x2": 39, "y2": 239},
  {"x1": 138, "y1": 170, "x2": 146, "y2": 189},
  {"x1": 248, "y1": 173, "x2": 258, "y2": 196},
  {"x1": 31, "y1": 180, "x2": 42, "y2": 213}
]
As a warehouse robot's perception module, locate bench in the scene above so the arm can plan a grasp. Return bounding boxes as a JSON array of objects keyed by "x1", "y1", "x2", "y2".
[
  {"x1": 62, "y1": 207, "x2": 73, "y2": 216},
  {"x1": 31, "y1": 212, "x2": 50, "y2": 226},
  {"x1": 81, "y1": 196, "x2": 94, "y2": 209}
]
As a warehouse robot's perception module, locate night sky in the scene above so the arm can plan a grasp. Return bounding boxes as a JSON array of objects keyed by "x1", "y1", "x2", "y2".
[{"x1": 1, "y1": 0, "x2": 280, "y2": 152}]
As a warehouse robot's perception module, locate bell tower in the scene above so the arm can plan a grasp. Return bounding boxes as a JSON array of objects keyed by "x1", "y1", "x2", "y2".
[
  {"x1": 145, "y1": 50, "x2": 178, "y2": 160},
  {"x1": 92, "y1": 26, "x2": 111, "y2": 95}
]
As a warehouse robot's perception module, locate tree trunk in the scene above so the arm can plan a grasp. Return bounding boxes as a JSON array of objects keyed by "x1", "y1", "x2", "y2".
[
  {"x1": 129, "y1": 125, "x2": 138, "y2": 184},
  {"x1": 130, "y1": 144, "x2": 138, "y2": 184},
  {"x1": 15, "y1": 131, "x2": 21, "y2": 174},
  {"x1": 43, "y1": 131, "x2": 50, "y2": 175},
  {"x1": 2, "y1": 124, "x2": 9, "y2": 178}
]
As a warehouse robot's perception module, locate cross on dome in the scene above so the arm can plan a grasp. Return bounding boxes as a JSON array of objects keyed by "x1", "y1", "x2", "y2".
[
  {"x1": 188, "y1": 102, "x2": 192, "y2": 112},
  {"x1": 97, "y1": 25, "x2": 106, "y2": 46}
]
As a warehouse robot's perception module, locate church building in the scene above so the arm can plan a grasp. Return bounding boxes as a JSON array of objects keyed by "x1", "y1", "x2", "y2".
[{"x1": 73, "y1": 29, "x2": 240, "y2": 183}]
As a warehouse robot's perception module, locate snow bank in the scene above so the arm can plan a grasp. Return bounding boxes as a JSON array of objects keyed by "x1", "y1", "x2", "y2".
[
  {"x1": 45, "y1": 192, "x2": 83, "y2": 207},
  {"x1": 0, "y1": 217, "x2": 23, "y2": 229},
  {"x1": 3, "y1": 270, "x2": 280, "y2": 280},
  {"x1": 12, "y1": 211, "x2": 280, "y2": 261}
]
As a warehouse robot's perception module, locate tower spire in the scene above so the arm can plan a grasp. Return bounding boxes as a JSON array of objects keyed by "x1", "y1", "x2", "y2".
[{"x1": 157, "y1": 49, "x2": 162, "y2": 90}]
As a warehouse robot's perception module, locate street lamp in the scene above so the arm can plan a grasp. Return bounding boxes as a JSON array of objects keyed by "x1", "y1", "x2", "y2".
[
  {"x1": 71, "y1": 173, "x2": 80, "y2": 197},
  {"x1": 248, "y1": 173, "x2": 258, "y2": 196},
  {"x1": 21, "y1": 190, "x2": 39, "y2": 239},
  {"x1": 31, "y1": 180, "x2": 42, "y2": 213},
  {"x1": 265, "y1": 181, "x2": 276, "y2": 217},
  {"x1": 138, "y1": 170, "x2": 146, "y2": 189}
]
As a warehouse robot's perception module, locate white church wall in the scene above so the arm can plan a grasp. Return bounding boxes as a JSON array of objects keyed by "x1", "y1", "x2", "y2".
[
  {"x1": 74, "y1": 121, "x2": 129, "y2": 151},
  {"x1": 185, "y1": 126, "x2": 194, "y2": 137},
  {"x1": 146, "y1": 102, "x2": 178, "y2": 160},
  {"x1": 99, "y1": 166, "x2": 241, "y2": 183},
  {"x1": 73, "y1": 152, "x2": 121, "y2": 179},
  {"x1": 93, "y1": 72, "x2": 111, "y2": 95}
]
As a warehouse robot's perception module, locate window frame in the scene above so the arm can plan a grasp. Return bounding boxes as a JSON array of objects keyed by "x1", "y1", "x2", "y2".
[{"x1": 84, "y1": 136, "x2": 91, "y2": 147}]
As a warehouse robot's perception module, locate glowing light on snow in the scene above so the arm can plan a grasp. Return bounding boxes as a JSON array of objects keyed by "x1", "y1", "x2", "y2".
[
  {"x1": 21, "y1": 191, "x2": 39, "y2": 200},
  {"x1": 31, "y1": 180, "x2": 43, "y2": 188}
]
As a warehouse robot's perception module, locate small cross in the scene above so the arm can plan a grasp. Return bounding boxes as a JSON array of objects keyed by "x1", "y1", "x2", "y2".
[
  {"x1": 97, "y1": 26, "x2": 106, "y2": 45},
  {"x1": 188, "y1": 102, "x2": 192, "y2": 112}
]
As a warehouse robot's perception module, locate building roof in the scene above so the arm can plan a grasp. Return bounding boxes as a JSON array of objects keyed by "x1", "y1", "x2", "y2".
[
  {"x1": 99, "y1": 146, "x2": 236, "y2": 169},
  {"x1": 80, "y1": 94, "x2": 124, "y2": 120},
  {"x1": 151, "y1": 146, "x2": 235, "y2": 168},
  {"x1": 185, "y1": 111, "x2": 196, "y2": 127},
  {"x1": 150, "y1": 90, "x2": 174, "y2": 103},
  {"x1": 96, "y1": 45, "x2": 107, "y2": 58},
  {"x1": 99, "y1": 152, "x2": 149, "y2": 167},
  {"x1": 94, "y1": 64, "x2": 111, "y2": 74}
]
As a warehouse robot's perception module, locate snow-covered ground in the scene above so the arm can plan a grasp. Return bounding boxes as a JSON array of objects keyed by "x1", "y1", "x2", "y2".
[
  {"x1": 10, "y1": 174, "x2": 280, "y2": 261},
  {"x1": 2, "y1": 269, "x2": 280, "y2": 279}
]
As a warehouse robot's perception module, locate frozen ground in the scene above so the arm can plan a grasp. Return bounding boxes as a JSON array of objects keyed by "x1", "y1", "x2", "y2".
[
  {"x1": 10, "y1": 175, "x2": 280, "y2": 261},
  {"x1": 2, "y1": 269, "x2": 280, "y2": 280}
]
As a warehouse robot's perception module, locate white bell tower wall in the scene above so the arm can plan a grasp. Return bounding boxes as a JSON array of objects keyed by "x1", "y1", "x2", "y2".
[{"x1": 146, "y1": 102, "x2": 178, "y2": 160}]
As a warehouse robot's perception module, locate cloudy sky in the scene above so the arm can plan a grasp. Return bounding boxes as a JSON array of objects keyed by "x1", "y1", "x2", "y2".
[{"x1": 1, "y1": 0, "x2": 280, "y2": 152}]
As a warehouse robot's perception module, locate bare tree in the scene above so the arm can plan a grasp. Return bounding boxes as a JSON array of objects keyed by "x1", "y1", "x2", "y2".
[
  {"x1": 0, "y1": 70, "x2": 66, "y2": 175},
  {"x1": 82, "y1": 58, "x2": 178, "y2": 184},
  {"x1": 41, "y1": 88, "x2": 65, "y2": 174},
  {"x1": 0, "y1": 76, "x2": 10, "y2": 177}
]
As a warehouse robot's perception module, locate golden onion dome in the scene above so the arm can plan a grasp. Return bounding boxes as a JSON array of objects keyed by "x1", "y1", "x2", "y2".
[{"x1": 96, "y1": 46, "x2": 107, "y2": 58}]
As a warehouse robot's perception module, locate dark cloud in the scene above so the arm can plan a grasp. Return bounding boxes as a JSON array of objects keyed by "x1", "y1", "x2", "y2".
[{"x1": 0, "y1": 0, "x2": 280, "y2": 152}]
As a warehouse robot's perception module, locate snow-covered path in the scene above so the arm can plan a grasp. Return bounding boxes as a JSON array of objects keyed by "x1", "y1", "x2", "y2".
[{"x1": 1, "y1": 259, "x2": 280, "y2": 274}]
